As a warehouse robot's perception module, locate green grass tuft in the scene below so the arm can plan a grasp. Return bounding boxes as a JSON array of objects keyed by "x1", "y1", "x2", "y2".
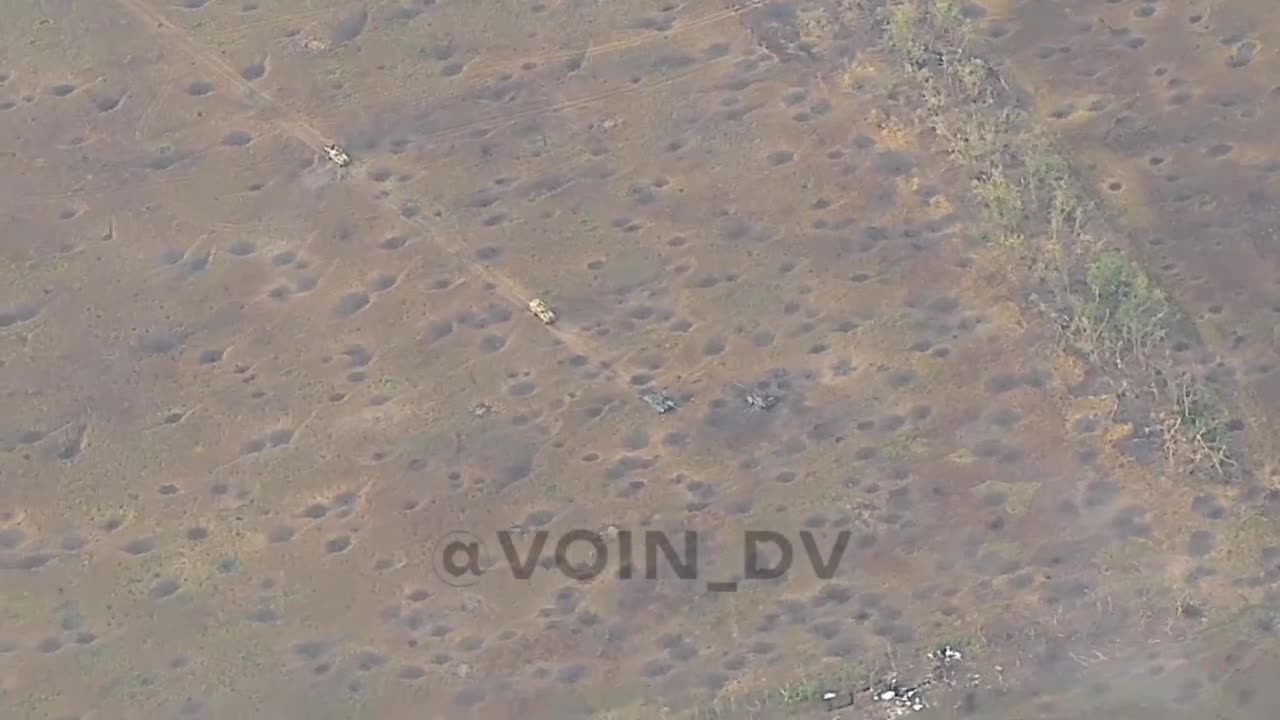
[{"x1": 1069, "y1": 251, "x2": 1170, "y2": 368}]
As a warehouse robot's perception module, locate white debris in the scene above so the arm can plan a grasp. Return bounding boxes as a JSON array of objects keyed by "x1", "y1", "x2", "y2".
[
  {"x1": 928, "y1": 644, "x2": 963, "y2": 663},
  {"x1": 820, "y1": 643, "x2": 972, "y2": 718},
  {"x1": 823, "y1": 690, "x2": 855, "y2": 711}
]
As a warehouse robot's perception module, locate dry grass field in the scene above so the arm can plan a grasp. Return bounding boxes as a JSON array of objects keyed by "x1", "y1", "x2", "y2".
[{"x1": 3, "y1": 1, "x2": 1280, "y2": 718}]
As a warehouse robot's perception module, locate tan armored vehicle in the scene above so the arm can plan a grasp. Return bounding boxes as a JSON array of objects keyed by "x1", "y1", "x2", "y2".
[
  {"x1": 323, "y1": 144, "x2": 351, "y2": 168},
  {"x1": 528, "y1": 298, "x2": 556, "y2": 325}
]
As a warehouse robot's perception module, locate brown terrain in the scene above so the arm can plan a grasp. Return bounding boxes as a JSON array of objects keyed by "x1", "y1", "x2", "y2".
[{"x1": 2, "y1": 0, "x2": 1280, "y2": 718}]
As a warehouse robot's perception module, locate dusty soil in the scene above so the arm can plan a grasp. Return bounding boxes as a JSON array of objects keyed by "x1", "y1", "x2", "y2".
[{"x1": 2, "y1": 1, "x2": 1279, "y2": 718}]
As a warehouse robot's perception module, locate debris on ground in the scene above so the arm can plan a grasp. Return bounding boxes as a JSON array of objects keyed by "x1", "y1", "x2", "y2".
[
  {"x1": 823, "y1": 644, "x2": 970, "y2": 717},
  {"x1": 528, "y1": 298, "x2": 557, "y2": 325},
  {"x1": 926, "y1": 644, "x2": 965, "y2": 687},
  {"x1": 470, "y1": 402, "x2": 493, "y2": 418},
  {"x1": 743, "y1": 390, "x2": 779, "y2": 410},
  {"x1": 641, "y1": 391, "x2": 678, "y2": 414},
  {"x1": 928, "y1": 645, "x2": 963, "y2": 666},
  {"x1": 323, "y1": 143, "x2": 351, "y2": 167},
  {"x1": 283, "y1": 33, "x2": 329, "y2": 54},
  {"x1": 590, "y1": 116, "x2": 624, "y2": 133},
  {"x1": 864, "y1": 676, "x2": 927, "y2": 716},
  {"x1": 823, "y1": 690, "x2": 855, "y2": 711},
  {"x1": 731, "y1": 382, "x2": 779, "y2": 411}
]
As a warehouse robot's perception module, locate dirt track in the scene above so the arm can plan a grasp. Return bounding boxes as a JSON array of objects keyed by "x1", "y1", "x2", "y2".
[{"x1": 3, "y1": 1, "x2": 1280, "y2": 718}]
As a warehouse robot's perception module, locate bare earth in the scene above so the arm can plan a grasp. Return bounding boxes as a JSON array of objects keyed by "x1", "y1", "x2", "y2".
[{"x1": 3, "y1": 1, "x2": 1280, "y2": 719}]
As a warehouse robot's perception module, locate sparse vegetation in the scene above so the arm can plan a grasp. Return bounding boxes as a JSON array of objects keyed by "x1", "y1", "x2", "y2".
[
  {"x1": 971, "y1": 164, "x2": 1024, "y2": 235},
  {"x1": 885, "y1": 0, "x2": 971, "y2": 74},
  {"x1": 875, "y1": 0, "x2": 1240, "y2": 475},
  {"x1": 1023, "y1": 135, "x2": 1091, "y2": 242},
  {"x1": 1152, "y1": 367, "x2": 1236, "y2": 473},
  {"x1": 682, "y1": 662, "x2": 868, "y2": 719},
  {"x1": 1069, "y1": 252, "x2": 1170, "y2": 367},
  {"x1": 933, "y1": 106, "x2": 1015, "y2": 164}
]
